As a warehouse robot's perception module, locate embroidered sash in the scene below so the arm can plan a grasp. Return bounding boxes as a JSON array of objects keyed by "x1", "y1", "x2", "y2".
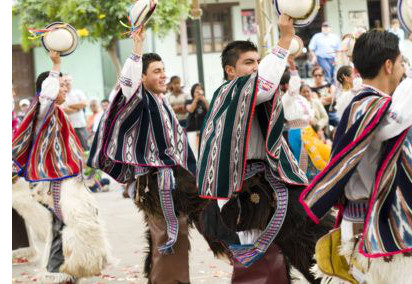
[{"x1": 229, "y1": 162, "x2": 288, "y2": 267}]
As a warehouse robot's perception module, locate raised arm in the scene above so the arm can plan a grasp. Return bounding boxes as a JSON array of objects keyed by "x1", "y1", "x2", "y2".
[
  {"x1": 256, "y1": 14, "x2": 294, "y2": 105},
  {"x1": 119, "y1": 28, "x2": 145, "y2": 101},
  {"x1": 36, "y1": 51, "x2": 61, "y2": 134}
]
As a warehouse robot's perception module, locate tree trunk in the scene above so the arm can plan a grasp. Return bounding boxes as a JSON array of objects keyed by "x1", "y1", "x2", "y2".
[{"x1": 106, "y1": 39, "x2": 122, "y2": 77}]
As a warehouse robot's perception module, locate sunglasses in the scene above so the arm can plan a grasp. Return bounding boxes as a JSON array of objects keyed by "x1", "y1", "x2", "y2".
[{"x1": 314, "y1": 74, "x2": 323, "y2": 77}]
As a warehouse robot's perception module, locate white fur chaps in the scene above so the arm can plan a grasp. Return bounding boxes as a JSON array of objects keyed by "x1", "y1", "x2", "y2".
[
  {"x1": 12, "y1": 178, "x2": 52, "y2": 260},
  {"x1": 311, "y1": 237, "x2": 412, "y2": 284},
  {"x1": 31, "y1": 177, "x2": 112, "y2": 280}
]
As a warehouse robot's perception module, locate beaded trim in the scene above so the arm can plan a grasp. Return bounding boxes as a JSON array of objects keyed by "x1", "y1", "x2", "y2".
[{"x1": 129, "y1": 53, "x2": 141, "y2": 62}]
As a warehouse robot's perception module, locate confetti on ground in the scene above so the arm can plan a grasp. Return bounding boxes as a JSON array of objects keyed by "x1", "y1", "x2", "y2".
[{"x1": 12, "y1": 258, "x2": 29, "y2": 264}]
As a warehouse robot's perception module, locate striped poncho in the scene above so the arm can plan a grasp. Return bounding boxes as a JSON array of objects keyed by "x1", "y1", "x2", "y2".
[
  {"x1": 300, "y1": 88, "x2": 412, "y2": 258},
  {"x1": 197, "y1": 73, "x2": 307, "y2": 200},
  {"x1": 12, "y1": 98, "x2": 83, "y2": 182},
  {"x1": 88, "y1": 85, "x2": 196, "y2": 184}
]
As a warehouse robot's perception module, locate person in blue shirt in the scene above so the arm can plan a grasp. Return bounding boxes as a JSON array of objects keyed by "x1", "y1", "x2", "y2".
[{"x1": 309, "y1": 22, "x2": 341, "y2": 84}]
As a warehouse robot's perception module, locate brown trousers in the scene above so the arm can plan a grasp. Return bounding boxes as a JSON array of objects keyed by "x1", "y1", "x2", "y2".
[
  {"x1": 231, "y1": 242, "x2": 290, "y2": 284},
  {"x1": 146, "y1": 214, "x2": 190, "y2": 284}
]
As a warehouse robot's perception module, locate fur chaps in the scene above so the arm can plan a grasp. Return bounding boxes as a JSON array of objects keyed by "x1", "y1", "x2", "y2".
[
  {"x1": 196, "y1": 173, "x2": 335, "y2": 284},
  {"x1": 311, "y1": 237, "x2": 412, "y2": 284},
  {"x1": 31, "y1": 177, "x2": 112, "y2": 279},
  {"x1": 38, "y1": 272, "x2": 75, "y2": 284},
  {"x1": 133, "y1": 168, "x2": 202, "y2": 281},
  {"x1": 12, "y1": 178, "x2": 52, "y2": 260}
]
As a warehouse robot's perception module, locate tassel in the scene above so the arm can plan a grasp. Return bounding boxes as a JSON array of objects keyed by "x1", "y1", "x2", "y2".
[{"x1": 27, "y1": 24, "x2": 68, "y2": 40}]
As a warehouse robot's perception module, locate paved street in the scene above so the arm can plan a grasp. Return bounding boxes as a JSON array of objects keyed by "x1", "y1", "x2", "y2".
[{"x1": 12, "y1": 183, "x2": 308, "y2": 284}]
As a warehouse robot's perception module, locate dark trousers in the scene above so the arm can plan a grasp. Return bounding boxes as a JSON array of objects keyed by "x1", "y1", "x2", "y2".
[
  {"x1": 47, "y1": 213, "x2": 65, "y2": 273},
  {"x1": 12, "y1": 209, "x2": 30, "y2": 250},
  {"x1": 74, "y1": 127, "x2": 89, "y2": 150}
]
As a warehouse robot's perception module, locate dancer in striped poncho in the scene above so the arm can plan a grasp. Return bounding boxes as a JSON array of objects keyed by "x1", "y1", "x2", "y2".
[
  {"x1": 196, "y1": 14, "x2": 334, "y2": 284},
  {"x1": 12, "y1": 51, "x2": 110, "y2": 283},
  {"x1": 88, "y1": 28, "x2": 206, "y2": 283},
  {"x1": 301, "y1": 30, "x2": 412, "y2": 284}
]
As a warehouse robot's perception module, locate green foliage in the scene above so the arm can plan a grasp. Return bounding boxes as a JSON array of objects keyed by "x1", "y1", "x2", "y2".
[{"x1": 13, "y1": 0, "x2": 189, "y2": 51}]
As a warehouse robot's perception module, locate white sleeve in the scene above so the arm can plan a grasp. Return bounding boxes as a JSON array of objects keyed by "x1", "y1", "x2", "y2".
[
  {"x1": 78, "y1": 90, "x2": 87, "y2": 102},
  {"x1": 255, "y1": 46, "x2": 289, "y2": 105},
  {"x1": 119, "y1": 53, "x2": 143, "y2": 101},
  {"x1": 92, "y1": 112, "x2": 104, "y2": 133},
  {"x1": 287, "y1": 70, "x2": 301, "y2": 97},
  {"x1": 36, "y1": 71, "x2": 60, "y2": 135},
  {"x1": 376, "y1": 77, "x2": 412, "y2": 141}
]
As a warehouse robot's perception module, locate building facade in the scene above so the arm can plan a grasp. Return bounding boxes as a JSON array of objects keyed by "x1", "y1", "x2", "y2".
[{"x1": 13, "y1": 0, "x2": 399, "y2": 105}]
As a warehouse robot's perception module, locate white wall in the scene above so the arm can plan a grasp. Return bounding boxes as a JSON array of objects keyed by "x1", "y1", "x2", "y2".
[
  {"x1": 33, "y1": 41, "x2": 106, "y2": 100},
  {"x1": 325, "y1": 0, "x2": 369, "y2": 36}
]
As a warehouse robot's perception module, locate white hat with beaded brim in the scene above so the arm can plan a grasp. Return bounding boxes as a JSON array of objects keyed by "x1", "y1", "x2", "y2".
[
  {"x1": 41, "y1": 22, "x2": 78, "y2": 57},
  {"x1": 398, "y1": 0, "x2": 412, "y2": 33},
  {"x1": 129, "y1": 0, "x2": 158, "y2": 30},
  {"x1": 274, "y1": 0, "x2": 320, "y2": 27}
]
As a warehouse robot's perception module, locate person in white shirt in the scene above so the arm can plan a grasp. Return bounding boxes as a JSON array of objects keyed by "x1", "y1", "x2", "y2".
[
  {"x1": 167, "y1": 76, "x2": 192, "y2": 127},
  {"x1": 282, "y1": 57, "x2": 331, "y2": 181},
  {"x1": 197, "y1": 14, "x2": 333, "y2": 284},
  {"x1": 301, "y1": 30, "x2": 412, "y2": 284},
  {"x1": 62, "y1": 75, "x2": 89, "y2": 150},
  {"x1": 335, "y1": 65, "x2": 355, "y2": 119},
  {"x1": 309, "y1": 22, "x2": 341, "y2": 83}
]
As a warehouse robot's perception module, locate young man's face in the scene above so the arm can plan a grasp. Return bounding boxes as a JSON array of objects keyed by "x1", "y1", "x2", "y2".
[
  {"x1": 101, "y1": 101, "x2": 109, "y2": 111},
  {"x1": 171, "y1": 78, "x2": 181, "y2": 94},
  {"x1": 90, "y1": 101, "x2": 99, "y2": 113},
  {"x1": 226, "y1": 51, "x2": 260, "y2": 80},
  {"x1": 63, "y1": 76, "x2": 72, "y2": 92},
  {"x1": 142, "y1": 61, "x2": 167, "y2": 95},
  {"x1": 388, "y1": 55, "x2": 405, "y2": 94},
  {"x1": 56, "y1": 77, "x2": 68, "y2": 105}
]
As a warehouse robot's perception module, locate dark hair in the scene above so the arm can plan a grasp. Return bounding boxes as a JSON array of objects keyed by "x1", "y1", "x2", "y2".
[
  {"x1": 300, "y1": 83, "x2": 311, "y2": 93},
  {"x1": 101, "y1": 99, "x2": 109, "y2": 104},
  {"x1": 312, "y1": 66, "x2": 324, "y2": 76},
  {"x1": 190, "y1": 83, "x2": 204, "y2": 98},
  {"x1": 36, "y1": 71, "x2": 62, "y2": 94},
  {"x1": 353, "y1": 30, "x2": 400, "y2": 79},
  {"x1": 170, "y1": 76, "x2": 180, "y2": 84},
  {"x1": 221, "y1": 40, "x2": 258, "y2": 80},
  {"x1": 336, "y1": 65, "x2": 353, "y2": 85},
  {"x1": 142, "y1": 53, "x2": 162, "y2": 75},
  {"x1": 280, "y1": 67, "x2": 291, "y2": 86}
]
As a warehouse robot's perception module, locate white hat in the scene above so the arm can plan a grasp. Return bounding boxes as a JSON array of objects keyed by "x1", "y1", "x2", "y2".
[
  {"x1": 398, "y1": 0, "x2": 412, "y2": 33},
  {"x1": 274, "y1": 0, "x2": 320, "y2": 27},
  {"x1": 129, "y1": 0, "x2": 158, "y2": 31},
  {"x1": 289, "y1": 36, "x2": 304, "y2": 57},
  {"x1": 41, "y1": 22, "x2": 78, "y2": 57},
  {"x1": 19, "y1": 99, "x2": 30, "y2": 107}
]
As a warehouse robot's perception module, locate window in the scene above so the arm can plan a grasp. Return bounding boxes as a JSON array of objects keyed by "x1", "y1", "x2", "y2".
[{"x1": 177, "y1": 3, "x2": 235, "y2": 54}]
